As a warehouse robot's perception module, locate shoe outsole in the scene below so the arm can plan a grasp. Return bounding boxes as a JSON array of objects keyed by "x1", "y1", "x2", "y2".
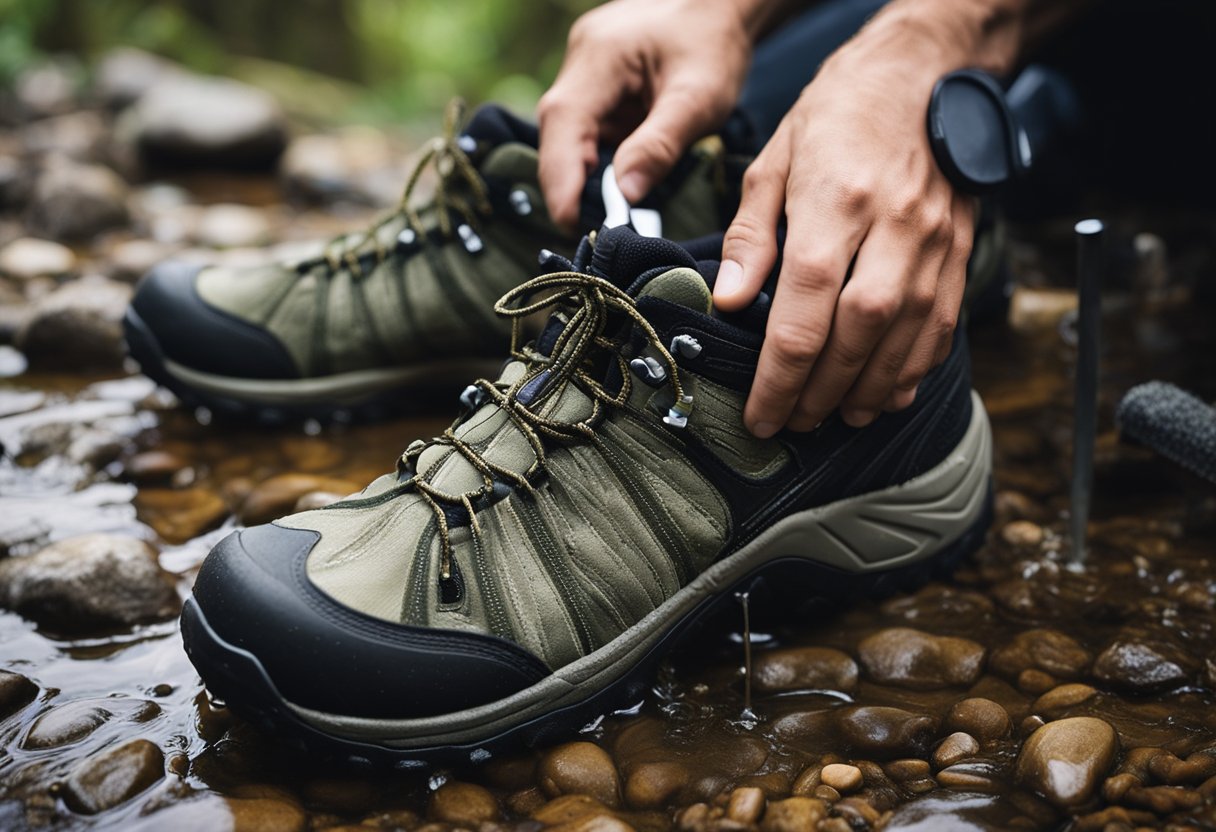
[
  {"x1": 123, "y1": 306, "x2": 493, "y2": 426},
  {"x1": 180, "y1": 489, "x2": 992, "y2": 770}
]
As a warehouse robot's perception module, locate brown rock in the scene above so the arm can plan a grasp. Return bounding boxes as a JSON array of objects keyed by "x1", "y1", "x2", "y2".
[
  {"x1": 124, "y1": 451, "x2": 188, "y2": 485},
  {"x1": 837, "y1": 706, "x2": 938, "y2": 759},
  {"x1": 20, "y1": 701, "x2": 110, "y2": 749},
  {"x1": 932, "y1": 732, "x2": 980, "y2": 770},
  {"x1": 136, "y1": 487, "x2": 228, "y2": 544},
  {"x1": 239, "y1": 474, "x2": 361, "y2": 526},
  {"x1": 15, "y1": 276, "x2": 132, "y2": 369},
  {"x1": 944, "y1": 698, "x2": 1011, "y2": 742},
  {"x1": 1016, "y1": 717, "x2": 1119, "y2": 807},
  {"x1": 429, "y1": 781, "x2": 499, "y2": 824},
  {"x1": 26, "y1": 159, "x2": 129, "y2": 240},
  {"x1": 884, "y1": 759, "x2": 931, "y2": 782},
  {"x1": 226, "y1": 797, "x2": 307, "y2": 832},
  {"x1": 0, "y1": 533, "x2": 178, "y2": 630},
  {"x1": 819, "y1": 764, "x2": 862, "y2": 793},
  {"x1": 63, "y1": 739, "x2": 164, "y2": 814},
  {"x1": 538, "y1": 742, "x2": 621, "y2": 808},
  {"x1": 936, "y1": 763, "x2": 1003, "y2": 793},
  {"x1": 813, "y1": 784, "x2": 841, "y2": 803},
  {"x1": 624, "y1": 761, "x2": 688, "y2": 809},
  {"x1": 1017, "y1": 668, "x2": 1057, "y2": 695},
  {"x1": 989, "y1": 629, "x2": 1091, "y2": 680},
  {"x1": 0, "y1": 237, "x2": 75, "y2": 280},
  {"x1": 1092, "y1": 637, "x2": 1196, "y2": 693},
  {"x1": 760, "y1": 797, "x2": 828, "y2": 832},
  {"x1": 1032, "y1": 683, "x2": 1098, "y2": 717},
  {"x1": 752, "y1": 646, "x2": 858, "y2": 694},
  {"x1": 726, "y1": 786, "x2": 766, "y2": 824},
  {"x1": 857, "y1": 627, "x2": 985, "y2": 689},
  {"x1": 532, "y1": 794, "x2": 612, "y2": 826},
  {"x1": 1000, "y1": 520, "x2": 1044, "y2": 547},
  {"x1": 0, "y1": 669, "x2": 38, "y2": 718}
]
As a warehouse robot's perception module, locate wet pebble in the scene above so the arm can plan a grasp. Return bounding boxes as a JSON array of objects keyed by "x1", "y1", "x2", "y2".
[
  {"x1": 62, "y1": 738, "x2": 164, "y2": 814},
  {"x1": 124, "y1": 450, "x2": 188, "y2": 485},
  {"x1": 225, "y1": 796, "x2": 307, "y2": 832},
  {"x1": 26, "y1": 159, "x2": 129, "y2": 240},
  {"x1": 15, "y1": 276, "x2": 132, "y2": 369},
  {"x1": 195, "y1": 203, "x2": 272, "y2": 249},
  {"x1": 538, "y1": 741, "x2": 621, "y2": 808},
  {"x1": 121, "y1": 74, "x2": 287, "y2": 170},
  {"x1": 20, "y1": 702, "x2": 111, "y2": 749},
  {"x1": 532, "y1": 794, "x2": 614, "y2": 826},
  {"x1": 93, "y1": 47, "x2": 183, "y2": 110},
  {"x1": 1000, "y1": 520, "x2": 1044, "y2": 547},
  {"x1": 0, "y1": 237, "x2": 75, "y2": 280},
  {"x1": 0, "y1": 533, "x2": 178, "y2": 630},
  {"x1": 238, "y1": 474, "x2": 362, "y2": 526},
  {"x1": 936, "y1": 762, "x2": 1004, "y2": 793},
  {"x1": 624, "y1": 761, "x2": 688, "y2": 809},
  {"x1": 989, "y1": 628, "x2": 1091, "y2": 681},
  {"x1": 726, "y1": 786, "x2": 765, "y2": 824},
  {"x1": 1016, "y1": 717, "x2": 1119, "y2": 807},
  {"x1": 943, "y1": 697, "x2": 1011, "y2": 742},
  {"x1": 819, "y1": 764, "x2": 862, "y2": 793},
  {"x1": 759, "y1": 796, "x2": 828, "y2": 832},
  {"x1": 136, "y1": 487, "x2": 228, "y2": 544},
  {"x1": 1092, "y1": 636, "x2": 1196, "y2": 693},
  {"x1": 1031, "y1": 683, "x2": 1097, "y2": 717},
  {"x1": 0, "y1": 669, "x2": 38, "y2": 718},
  {"x1": 108, "y1": 238, "x2": 174, "y2": 282},
  {"x1": 428, "y1": 781, "x2": 499, "y2": 824},
  {"x1": 752, "y1": 646, "x2": 858, "y2": 694},
  {"x1": 837, "y1": 706, "x2": 938, "y2": 759},
  {"x1": 857, "y1": 627, "x2": 985, "y2": 689},
  {"x1": 932, "y1": 732, "x2": 980, "y2": 769}
]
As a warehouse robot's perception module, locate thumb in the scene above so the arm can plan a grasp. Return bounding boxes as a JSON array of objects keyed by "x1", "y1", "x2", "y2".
[
  {"x1": 613, "y1": 84, "x2": 720, "y2": 204},
  {"x1": 715, "y1": 159, "x2": 784, "y2": 312}
]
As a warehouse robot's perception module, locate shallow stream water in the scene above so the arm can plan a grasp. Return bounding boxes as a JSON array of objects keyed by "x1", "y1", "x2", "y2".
[{"x1": 2, "y1": 208, "x2": 1216, "y2": 831}]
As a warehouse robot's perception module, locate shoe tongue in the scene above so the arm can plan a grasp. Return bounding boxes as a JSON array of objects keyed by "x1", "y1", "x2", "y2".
[
  {"x1": 589, "y1": 225, "x2": 698, "y2": 289},
  {"x1": 462, "y1": 104, "x2": 539, "y2": 148}
]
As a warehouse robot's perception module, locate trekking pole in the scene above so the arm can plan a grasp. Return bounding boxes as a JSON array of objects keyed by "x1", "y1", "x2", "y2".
[{"x1": 1071, "y1": 219, "x2": 1104, "y2": 564}]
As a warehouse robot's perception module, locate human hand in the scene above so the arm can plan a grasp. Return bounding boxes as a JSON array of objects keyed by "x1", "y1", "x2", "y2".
[
  {"x1": 714, "y1": 5, "x2": 987, "y2": 437},
  {"x1": 537, "y1": 0, "x2": 756, "y2": 230}
]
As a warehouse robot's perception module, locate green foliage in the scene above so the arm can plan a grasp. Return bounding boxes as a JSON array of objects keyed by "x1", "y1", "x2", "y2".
[{"x1": 3, "y1": 0, "x2": 597, "y2": 121}]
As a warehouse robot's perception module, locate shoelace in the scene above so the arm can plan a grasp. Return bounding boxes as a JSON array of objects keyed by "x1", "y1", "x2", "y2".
[
  {"x1": 317, "y1": 99, "x2": 493, "y2": 279},
  {"x1": 399, "y1": 269, "x2": 690, "y2": 582}
]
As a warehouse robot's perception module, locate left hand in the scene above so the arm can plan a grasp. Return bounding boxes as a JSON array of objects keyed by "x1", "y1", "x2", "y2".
[{"x1": 713, "y1": 5, "x2": 981, "y2": 437}]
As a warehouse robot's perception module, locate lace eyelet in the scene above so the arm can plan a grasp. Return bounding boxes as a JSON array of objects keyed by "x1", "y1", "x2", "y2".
[
  {"x1": 509, "y1": 189, "x2": 533, "y2": 217},
  {"x1": 457, "y1": 224, "x2": 484, "y2": 255}
]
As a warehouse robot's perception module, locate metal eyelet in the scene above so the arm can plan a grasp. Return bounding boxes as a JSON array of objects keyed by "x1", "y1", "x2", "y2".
[
  {"x1": 457, "y1": 135, "x2": 477, "y2": 153},
  {"x1": 629, "y1": 356, "x2": 667, "y2": 387},
  {"x1": 459, "y1": 384, "x2": 486, "y2": 411},
  {"x1": 669, "y1": 334, "x2": 702, "y2": 359},
  {"x1": 396, "y1": 227, "x2": 418, "y2": 251},
  {"x1": 457, "y1": 224, "x2": 484, "y2": 255},
  {"x1": 663, "y1": 395, "x2": 694, "y2": 429},
  {"x1": 509, "y1": 189, "x2": 533, "y2": 217}
]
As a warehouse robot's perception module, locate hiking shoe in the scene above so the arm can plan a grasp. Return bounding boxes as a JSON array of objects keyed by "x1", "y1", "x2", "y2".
[
  {"x1": 123, "y1": 101, "x2": 743, "y2": 422},
  {"x1": 180, "y1": 225, "x2": 994, "y2": 764}
]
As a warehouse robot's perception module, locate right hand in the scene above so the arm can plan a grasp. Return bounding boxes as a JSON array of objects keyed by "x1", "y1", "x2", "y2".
[{"x1": 538, "y1": 0, "x2": 753, "y2": 230}]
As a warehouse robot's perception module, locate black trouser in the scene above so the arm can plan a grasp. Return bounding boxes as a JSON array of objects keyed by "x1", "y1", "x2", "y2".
[{"x1": 733, "y1": 0, "x2": 1216, "y2": 211}]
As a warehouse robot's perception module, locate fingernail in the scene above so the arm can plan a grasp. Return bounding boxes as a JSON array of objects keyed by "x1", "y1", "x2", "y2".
[
  {"x1": 617, "y1": 170, "x2": 647, "y2": 203},
  {"x1": 751, "y1": 420, "x2": 779, "y2": 439},
  {"x1": 841, "y1": 409, "x2": 876, "y2": 428},
  {"x1": 716, "y1": 259, "x2": 743, "y2": 297}
]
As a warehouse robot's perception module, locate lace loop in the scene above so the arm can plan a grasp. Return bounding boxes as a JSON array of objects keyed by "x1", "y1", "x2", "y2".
[{"x1": 319, "y1": 98, "x2": 493, "y2": 279}]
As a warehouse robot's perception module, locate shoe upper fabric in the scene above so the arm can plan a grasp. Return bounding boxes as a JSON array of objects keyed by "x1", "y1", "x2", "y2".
[
  {"x1": 189, "y1": 226, "x2": 976, "y2": 719},
  {"x1": 130, "y1": 103, "x2": 739, "y2": 382}
]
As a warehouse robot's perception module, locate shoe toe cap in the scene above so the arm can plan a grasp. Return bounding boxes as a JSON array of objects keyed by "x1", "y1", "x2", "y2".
[
  {"x1": 188, "y1": 523, "x2": 549, "y2": 720},
  {"x1": 129, "y1": 260, "x2": 299, "y2": 380}
]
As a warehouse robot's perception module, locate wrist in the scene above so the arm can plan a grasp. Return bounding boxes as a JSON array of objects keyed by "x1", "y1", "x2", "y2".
[{"x1": 862, "y1": 0, "x2": 1031, "y2": 77}]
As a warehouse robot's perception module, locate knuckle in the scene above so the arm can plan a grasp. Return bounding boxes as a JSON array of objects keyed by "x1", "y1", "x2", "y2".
[
  {"x1": 843, "y1": 289, "x2": 900, "y2": 328},
  {"x1": 907, "y1": 285, "x2": 937, "y2": 317},
  {"x1": 767, "y1": 323, "x2": 824, "y2": 365},
  {"x1": 832, "y1": 179, "x2": 872, "y2": 214},
  {"x1": 742, "y1": 163, "x2": 770, "y2": 194},
  {"x1": 723, "y1": 216, "x2": 769, "y2": 254},
  {"x1": 783, "y1": 251, "x2": 840, "y2": 290}
]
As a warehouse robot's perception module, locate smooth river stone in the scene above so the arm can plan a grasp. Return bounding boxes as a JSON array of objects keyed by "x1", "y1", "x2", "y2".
[
  {"x1": 752, "y1": 646, "x2": 859, "y2": 694},
  {"x1": 857, "y1": 627, "x2": 985, "y2": 689},
  {"x1": 1016, "y1": 717, "x2": 1119, "y2": 807}
]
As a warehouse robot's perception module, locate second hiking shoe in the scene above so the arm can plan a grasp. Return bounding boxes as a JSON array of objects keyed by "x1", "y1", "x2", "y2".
[
  {"x1": 123, "y1": 102, "x2": 739, "y2": 422},
  {"x1": 181, "y1": 226, "x2": 993, "y2": 763}
]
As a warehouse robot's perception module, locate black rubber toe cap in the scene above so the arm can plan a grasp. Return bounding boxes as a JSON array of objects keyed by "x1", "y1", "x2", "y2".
[
  {"x1": 189, "y1": 524, "x2": 550, "y2": 719},
  {"x1": 130, "y1": 261, "x2": 300, "y2": 380}
]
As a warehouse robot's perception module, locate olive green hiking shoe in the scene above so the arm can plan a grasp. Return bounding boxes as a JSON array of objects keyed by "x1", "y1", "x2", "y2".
[
  {"x1": 181, "y1": 226, "x2": 994, "y2": 764},
  {"x1": 123, "y1": 102, "x2": 742, "y2": 422}
]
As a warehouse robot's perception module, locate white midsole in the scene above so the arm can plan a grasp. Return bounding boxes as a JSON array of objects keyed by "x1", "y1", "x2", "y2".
[{"x1": 288, "y1": 391, "x2": 993, "y2": 750}]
